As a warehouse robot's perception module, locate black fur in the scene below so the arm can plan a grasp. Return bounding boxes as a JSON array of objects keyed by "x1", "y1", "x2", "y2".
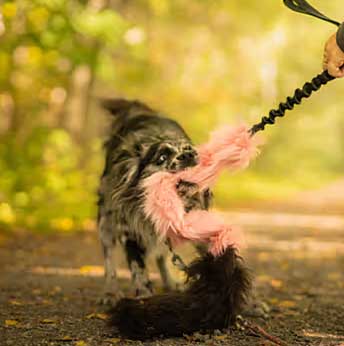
[{"x1": 109, "y1": 247, "x2": 251, "y2": 340}]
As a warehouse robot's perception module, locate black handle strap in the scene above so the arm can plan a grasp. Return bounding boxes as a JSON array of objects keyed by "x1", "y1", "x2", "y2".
[{"x1": 283, "y1": 0, "x2": 340, "y2": 27}]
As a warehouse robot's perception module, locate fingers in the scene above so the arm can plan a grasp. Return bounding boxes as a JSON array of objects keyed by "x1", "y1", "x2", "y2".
[
  {"x1": 327, "y1": 62, "x2": 344, "y2": 78},
  {"x1": 322, "y1": 33, "x2": 344, "y2": 78}
]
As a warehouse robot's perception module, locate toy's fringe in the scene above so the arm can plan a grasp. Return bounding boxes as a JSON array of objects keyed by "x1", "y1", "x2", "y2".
[
  {"x1": 143, "y1": 125, "x2": 258, "y2": 255},
  {"x1": 109, "y1": 247, "x2": 251, "y2": 340}
]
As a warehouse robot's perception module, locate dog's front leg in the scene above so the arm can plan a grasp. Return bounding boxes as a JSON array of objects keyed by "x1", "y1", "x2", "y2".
[
  {"x1": 125, "y1": 239, "x2": 153, "y2": 297},
  {"x1": 98, "y1": 215, "x2": 123, "y2": 305},
  {"x1": 156, "y1": 254, "x2": 179, "y2": 291}
]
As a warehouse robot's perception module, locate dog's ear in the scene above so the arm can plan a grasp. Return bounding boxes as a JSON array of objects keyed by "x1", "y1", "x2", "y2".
[{"x1": 101, "y1": 98, "x2": 153, "y2": 117}]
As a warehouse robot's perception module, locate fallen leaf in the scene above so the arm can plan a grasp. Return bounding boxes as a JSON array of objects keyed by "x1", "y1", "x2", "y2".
[
  {"x1": 55, "y1": 336, "x2": 75, "y2": 341},
  {"x1": 270, "y1": 279, "x2": 283, "y2": 289},
  {"x1": 9, "y1": 299, "x2": 23, "y2": 306},
  {"x1": 268, "y1": 298, "x2": 279, "y2": 305},
  {"x1": 214, "y1": 335, "x2": 227, "y2": 340},
  {"x1": 5, "y1": 319, "x2": 18, "y2": 327},
  {"x1": 79, "y1": 266, "x2": 103, "y2": 275},
  {"x1": 105, "y1": 338, "x2": 121, "y2": 344},
  {"x1": 40, "y1": 299, "x2": 53, "y2": 305},
  {"x1": 41, "y1": 319, "x2": 57, "y2": 324},
  {"x1": 278, "y1": 300, "x2": 296, "y2": 308},
  {"x1": 86, "y1": 313, "x2": 109, "y2": 320},
  {"x1": 256, "y1": 274, "x2": 272, "y2": 283},
  {"x1": 75, "y1": 341, "x2": 87, "y2": 346}
]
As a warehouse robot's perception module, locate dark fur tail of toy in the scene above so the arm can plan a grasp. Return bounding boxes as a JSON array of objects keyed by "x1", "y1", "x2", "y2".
[{"x1": 109, "y1": 247, "x2": 251, "y2": 340}]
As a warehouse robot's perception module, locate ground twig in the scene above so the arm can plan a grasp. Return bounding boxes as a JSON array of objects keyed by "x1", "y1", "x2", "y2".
[{"x1": 244, "y1": 320, "x2": 289, "y2": 346}]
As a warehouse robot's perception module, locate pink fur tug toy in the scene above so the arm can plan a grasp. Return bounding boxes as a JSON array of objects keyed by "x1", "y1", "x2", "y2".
[{"x1": 143, "y1": 124, "x2": 259, "y2": 256}]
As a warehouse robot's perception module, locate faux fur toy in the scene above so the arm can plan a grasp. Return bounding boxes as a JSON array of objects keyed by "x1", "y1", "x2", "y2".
[{"x1": 143, "y1": 124, "x2": 259, "y2": 255}]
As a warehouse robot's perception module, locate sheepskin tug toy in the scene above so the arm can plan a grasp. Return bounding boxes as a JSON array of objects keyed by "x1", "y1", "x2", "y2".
[
  {"x1": 110, "y1": 1, "x2": 342, "y2": 340},
  {"x1": 144, "y1": 0, "x2": 342, "y2": 258}
]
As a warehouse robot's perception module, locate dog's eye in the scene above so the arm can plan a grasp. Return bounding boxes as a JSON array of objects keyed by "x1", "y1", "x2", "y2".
[{"x1": 156, "y1": 154, "x2": 167, "y2": 165}]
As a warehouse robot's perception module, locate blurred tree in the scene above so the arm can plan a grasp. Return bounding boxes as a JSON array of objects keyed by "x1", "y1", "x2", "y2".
[{"x1": 0, "y1": 0, "x2": 343, "y2": 231}]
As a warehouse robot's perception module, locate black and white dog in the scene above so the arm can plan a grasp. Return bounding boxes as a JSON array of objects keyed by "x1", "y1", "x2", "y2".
[
  {"x1": 98, "y1": 99, "x2": 250, "y2": 339},
  {"x1": 98, "y1": 99, "x2": 210, "y2": 303}
]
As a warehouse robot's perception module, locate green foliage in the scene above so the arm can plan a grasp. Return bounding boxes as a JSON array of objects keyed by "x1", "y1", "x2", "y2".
[
  {"x1": 1, "y1": 0, "x2": 344, "y2": 232},
  {"x1": 0, "y1": 128, "x2": 101, "y2": 231}
]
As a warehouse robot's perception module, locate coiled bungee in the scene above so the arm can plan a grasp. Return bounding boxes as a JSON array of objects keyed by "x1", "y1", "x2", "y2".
[
  {"x1": 250, "y1": 0, "x2": 341, "y2": 136},
  {"x1": 250, "y1": 71, "x2": 335, "y2": 135}
]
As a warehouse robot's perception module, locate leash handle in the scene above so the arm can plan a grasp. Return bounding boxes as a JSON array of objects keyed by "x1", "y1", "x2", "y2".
[{"x1": 283, "y1": 0, "x2": 340, "y2": 27}]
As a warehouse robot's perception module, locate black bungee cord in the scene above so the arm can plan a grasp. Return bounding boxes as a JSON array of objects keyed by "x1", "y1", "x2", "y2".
[{"x1": 250, "y1": 0, "x2": 341, "y2": 136}]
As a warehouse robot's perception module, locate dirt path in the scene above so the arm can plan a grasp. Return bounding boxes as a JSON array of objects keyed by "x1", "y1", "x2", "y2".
[
  {"x1": 1, "y1": 216, "x2": 344, "y2": 346},
  {"x1": 237, "y1": 178, "x2": 344, "y2": 215}
]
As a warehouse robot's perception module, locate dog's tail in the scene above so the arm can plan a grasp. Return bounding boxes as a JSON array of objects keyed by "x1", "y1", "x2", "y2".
[{"x1": 109, "y1": 247, "x2": 251, "y2": 340}]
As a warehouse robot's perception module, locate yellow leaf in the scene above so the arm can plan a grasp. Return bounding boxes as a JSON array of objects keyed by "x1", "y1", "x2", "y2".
[
  {"x1": 105, "y1": 338, "x2": 121, "y2": 344},
  {"x1": 86, "y1": 313, "x2": 108, "y2": 320},
  {"x1": 95, "y1": 313, "x2": 108, "y2": 320},
  {"x1": 41, "y1": 319, "x2": 57, "y2": 324},
  {"x1": 256, "y1": 274, "x2": 271, "y2": 283},
  {"x1": 214, "y1": 335, "x2": 227, "y2": 340},
  {"x1": 5, "y1": 320, "x2": 18, "y2": 326},
  {"x1": 269, "y1": 298, "x2": 279, "y2": 305},
  {"x1": 75, "y1": 341, "x2": 87, "y2": 346},
  {"x1": 79, "y1": 266, "x2": 103, "y2": 275},
  {"x1": 41, "y1": 299, "x2": 53, "y2": 305},
  {"x1": 278, "y1": 300, "x2": 296, "y2": 308},
  {"x1": 270, "y1": 279, "x2": 283, "y2": 288},
  {"x1": 9, "y1": 300, "x2": 23, "y2": 306}
]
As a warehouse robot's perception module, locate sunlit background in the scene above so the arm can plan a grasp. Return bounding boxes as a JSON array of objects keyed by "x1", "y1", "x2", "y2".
[{"x1": 1, "y1": 0, "x2": 343, "y2": 233}]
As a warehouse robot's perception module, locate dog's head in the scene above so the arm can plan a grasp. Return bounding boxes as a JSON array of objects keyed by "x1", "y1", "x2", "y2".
[
  {"x1": 126, "y1": 136, "x2": 199, "y2": 187},
  {"x1": 103, "y1": 98, "x2": 199, "y2": 186}
]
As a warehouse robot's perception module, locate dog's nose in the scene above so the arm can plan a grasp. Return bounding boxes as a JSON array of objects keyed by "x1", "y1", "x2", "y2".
[{"x1": 177, "y1": 151, "x2": 198, "y2": 165}]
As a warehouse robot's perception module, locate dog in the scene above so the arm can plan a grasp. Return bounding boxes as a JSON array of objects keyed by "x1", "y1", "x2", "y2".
[{"x1": 97, "y1": 98, "x2": 211, "y2": 303}]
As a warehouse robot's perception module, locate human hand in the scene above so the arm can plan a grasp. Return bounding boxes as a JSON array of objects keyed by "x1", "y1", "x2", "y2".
[{"x1": 323, "y1": 33, "x2": 344, "y2": 78}]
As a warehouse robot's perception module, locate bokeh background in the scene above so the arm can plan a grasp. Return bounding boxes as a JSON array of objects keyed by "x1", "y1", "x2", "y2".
[{"x1": 1, "y1": 0, "x2": 343, "y2": 233}]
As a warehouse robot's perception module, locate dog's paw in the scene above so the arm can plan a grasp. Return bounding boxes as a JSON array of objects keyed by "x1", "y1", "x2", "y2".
[
  {"x1": 97, "y1": 291, "x2": 124, "y2": 306},
  {"x1": 134, "y1": 282, "x2": 154, "y2": 298}
]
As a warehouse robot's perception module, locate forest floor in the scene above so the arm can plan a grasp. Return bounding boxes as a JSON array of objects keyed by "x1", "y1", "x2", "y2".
[{"x1": 1, "y1": 188, "x2": 344, "y2": 346}]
